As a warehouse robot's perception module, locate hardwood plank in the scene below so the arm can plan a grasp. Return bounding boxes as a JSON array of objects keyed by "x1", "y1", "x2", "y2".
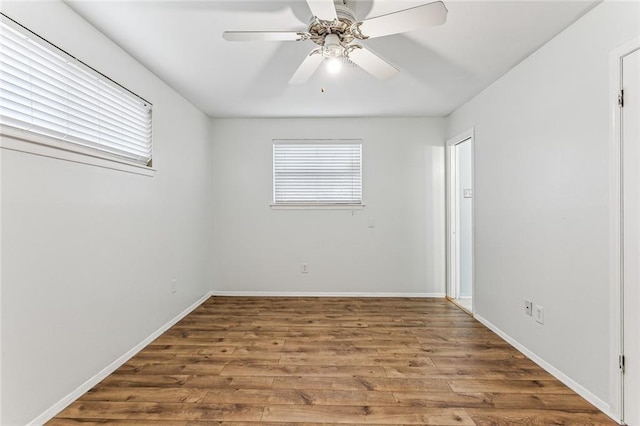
[
  {"x1": 150, "y1": 337, "x2": 285, "y2": 347},
  {"x1": 267, "y1": 389, "x2": 397, "y2": 406},
  {"x1": 466, "y1": 408, "x2": 617, "y2": 425},
  {"x1": 430, "y1": 356, "x2": 543, "y2": 369},
  {"x1": 48, "y1": 420, "x2": 189, "y2": 425},
  {"x1": 131, "y1": 353, "x2": 281, "y2": 364},
  {"x1": 219, "y1": 364, "x2": 388, "y2": 377},
  {"x1": 202, "y1": 389, "x2": 398, "y2": 406},
  {"x1": 393, "y1": 391, "x2": 602, "y2": 411},
  {"x1": 162, "y1": 330, "x2": 248, "y2": 339},
  {"x1": 378, "y1": 346, "x2": 526, "y2": 359},
  {"x1": 385, "y1": 366, "x2": 553, "y2": 380},
  {"x1": 82, "y1": 387, "x2": 208, "y2": 403},
  {"x1": 97, "y1": 374, "x2": 191, "y2": 388},
  {"x1": 200, "y1": 389, "x2": 273, "y2": 404},
  {"x1": 181, "y1": 375, "x2": 275, "y2": 389},
  {"x1": 235, "y1": 345, "x2": 380, "y2": 356},
  {"x1": 135, "y1": 347, "x2": 285, "y2": 361},
  {"x1": 272, "y1": 376, "x2": 453, "y2": 392},
  {"x1": 115, "y1": 362, "x2": 226, "y2": 375},
  {"x1": 56, "y1": 402, "x2": 264, "y2": 421},
  {"x1": 278, "y1": 354, "x2": 435, "y2": 367},
  {"x1": 448, "y1": 379, "x2": 575, "y2": 394},
  {"x1": 186, "y1": 423, "x2": 394, "y2": 426},
  {"x1": 137, "y1": 345, "x2": 237, "y2": 356},
  {"x1": 262, "y1": 405, "x2": 475, "y2": 425}
]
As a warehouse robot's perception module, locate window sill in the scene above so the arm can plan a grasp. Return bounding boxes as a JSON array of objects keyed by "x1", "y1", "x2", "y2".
[
  {"x1": 270, "y1": 204, "x2": 365, "y2": 210},
  {"x1": 0, "y1": 128, "x2": 155, "y2": 177}
]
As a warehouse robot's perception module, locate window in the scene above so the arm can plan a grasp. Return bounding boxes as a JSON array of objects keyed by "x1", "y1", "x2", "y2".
[
  {"x1": 273, "y1": 139, "x2": 363, "y2": 207},
  {"x1": 0, "y1": 15, "x2": 152, "y2": 168}
]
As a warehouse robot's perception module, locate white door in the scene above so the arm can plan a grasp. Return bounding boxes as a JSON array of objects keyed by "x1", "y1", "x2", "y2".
[
  {"x1": 447, "y1": 131, "x2": 474, "y2": 313},
  {"x1": 623, "y1": 46, "x2": 640, "y2": 426}
]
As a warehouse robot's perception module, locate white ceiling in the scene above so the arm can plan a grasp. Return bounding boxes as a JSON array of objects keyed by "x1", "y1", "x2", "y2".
[{"x1": 64, "y1": 0, "x2": 599, "y2": 118}]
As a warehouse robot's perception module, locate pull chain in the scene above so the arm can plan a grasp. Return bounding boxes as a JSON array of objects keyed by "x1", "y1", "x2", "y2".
[{"x1": 321, "y1": 58, "x2": 326, "y2": 93}]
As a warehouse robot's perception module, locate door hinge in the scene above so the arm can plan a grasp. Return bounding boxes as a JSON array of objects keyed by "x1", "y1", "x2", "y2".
[
  {"x1": 619, "y1": 354, "x2": 626, "y2": 373},
  {"x1": 618, "y1": 90, "x2": 624, "y2": 108}
]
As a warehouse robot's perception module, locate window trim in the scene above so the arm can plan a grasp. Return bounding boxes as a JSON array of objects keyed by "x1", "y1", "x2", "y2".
[
  {"x1": 271, "y1": 138, "x2": 364, "y2": 209},
  {"x1": 0, "y1": 14, "x2": 154, "y2": 174},
  {"x1": 0, "y1": 128, "x2": 155, "y2": 176},
  {"x1": 270, "y1": 204, "x2": 366, "y2": 210}
]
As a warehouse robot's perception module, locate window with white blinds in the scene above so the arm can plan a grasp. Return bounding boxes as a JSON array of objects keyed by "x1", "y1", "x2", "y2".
[
  {"x1": 0, "y1": 15, "x2": 153, "y2": 167},
  {"x1": 273, "y1": 140, "x2": 363, "y2": 206}
]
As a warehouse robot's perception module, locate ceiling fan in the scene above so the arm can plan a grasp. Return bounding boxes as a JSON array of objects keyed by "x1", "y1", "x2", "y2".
[{"x1": 223, "y1": 0, "x2": 448, "y2": 84}]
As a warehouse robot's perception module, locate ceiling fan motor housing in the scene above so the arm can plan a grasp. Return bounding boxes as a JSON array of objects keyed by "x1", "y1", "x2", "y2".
[{"x1": 308, "y1": 4, "x2": 358, "y2": 46}]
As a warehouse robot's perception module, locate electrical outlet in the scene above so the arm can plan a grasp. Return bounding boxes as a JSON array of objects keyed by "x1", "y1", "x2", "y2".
[
  {"x1": 525, "y1": 300, "x2": 532, "y2": 316},
  {"x1": 534, "y1": 305, "x2": 544, "y2": 324},
  {"x1": 301, "y1": 263, "x2": 309, "y2": 274},
  {"x1": 171, "y1": 278, "x2": 177, "y2": 293}
]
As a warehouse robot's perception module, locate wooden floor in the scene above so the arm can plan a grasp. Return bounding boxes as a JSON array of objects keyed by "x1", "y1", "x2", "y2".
[{"x1": 50, "y1": 297, "x2": 615, "y2": 425}]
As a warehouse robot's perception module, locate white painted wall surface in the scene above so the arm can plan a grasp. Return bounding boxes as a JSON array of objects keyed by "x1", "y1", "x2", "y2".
[
  {"x1": 446, "y1": 1, "x2": 639, "y2": 412},
  {"x1": 0, "y1": 118, "x2": 3, "y2": 425},
  {"x1": 0, "y1": 2, "x2": 213, "y2": 424},
  {"x1": 211, "y1": 118, "x2": 445, "y2": 296}
]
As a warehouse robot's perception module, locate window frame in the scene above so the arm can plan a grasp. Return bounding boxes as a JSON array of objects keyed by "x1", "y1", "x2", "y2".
[
  {"x1": 0, "y1": 14, "x2": 154, "y2": 176},
  {"x1": 271, "y1": 138, "x2": 364, "y2": 209}
]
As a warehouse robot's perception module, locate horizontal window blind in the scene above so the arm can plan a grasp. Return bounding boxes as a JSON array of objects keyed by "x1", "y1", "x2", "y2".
[
  {"x1": 273, "y1": 140, "x2": 362, "y2": 205},
  {"x1": 0, "y1": 16, "x2": 153, "y2": 166}
]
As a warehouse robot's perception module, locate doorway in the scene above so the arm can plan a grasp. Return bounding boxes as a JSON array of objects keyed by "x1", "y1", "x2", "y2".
[
  {"x1": 620, "y1": 43, "x2": 640, "y2": 426},
  {"x1": 447, "y1": 129, "x2": 474, "y2": 313}
]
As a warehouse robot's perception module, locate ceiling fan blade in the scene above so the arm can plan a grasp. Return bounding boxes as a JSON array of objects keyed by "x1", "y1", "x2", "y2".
[
  {"x1": 357, "y1": 1, "x2": 447, "y2": 39},
  {"x1": 289, "y1": 50, "x2": 323, "y2": 84},
  {"x1": 348, "y1": 46, "x2": 399, "y2": 80},
  {"x1": 223, "y1": 31, "x2": 305, "y2": 42},
  {"x1": 306, "y1": 0, "x2": 337, "y2": 21}
]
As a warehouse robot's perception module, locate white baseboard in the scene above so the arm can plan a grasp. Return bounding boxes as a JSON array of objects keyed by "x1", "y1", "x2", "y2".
[
  {"x1": 210, "y1": 291, "x2": 445, "y2": 298},
  {"x1": 28, "y1": 291, "x2": 213, "y2": 426},
  {"x1": 474, "y1": 314, "x2": 620, "y2": 424}
]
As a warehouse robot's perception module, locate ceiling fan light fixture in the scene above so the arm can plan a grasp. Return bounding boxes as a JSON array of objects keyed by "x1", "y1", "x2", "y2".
[
  {"x1": 325, "y1": 56, "x2": 343, "y2": 74},
  {"x1": 323, "y1": 33, "x2": 343, "y2": 58}
]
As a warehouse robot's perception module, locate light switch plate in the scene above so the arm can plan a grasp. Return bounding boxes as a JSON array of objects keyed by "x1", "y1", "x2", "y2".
[{"x1": 534, "y1": 305, "x2": 544, "y2": 324}]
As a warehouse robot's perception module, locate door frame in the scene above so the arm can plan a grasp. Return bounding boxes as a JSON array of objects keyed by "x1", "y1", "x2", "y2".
[
  {"x1": 446, "y1": 127, "x2": 475, "y2": 312},
  {"x1": 610, "y1": 36, "x2": 640, "y2": 424}
]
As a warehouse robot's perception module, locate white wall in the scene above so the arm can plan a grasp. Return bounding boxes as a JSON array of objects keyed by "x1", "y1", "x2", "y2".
[
  {"x1": 446, "y1": 0, "x2": 639, "y2": 415},
  {"x1": 211, "y1": 118, "x2": 445, "y2": 296},
  {"x1": 0, "y1": 2, "x2": 213, "y2": 424}
]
